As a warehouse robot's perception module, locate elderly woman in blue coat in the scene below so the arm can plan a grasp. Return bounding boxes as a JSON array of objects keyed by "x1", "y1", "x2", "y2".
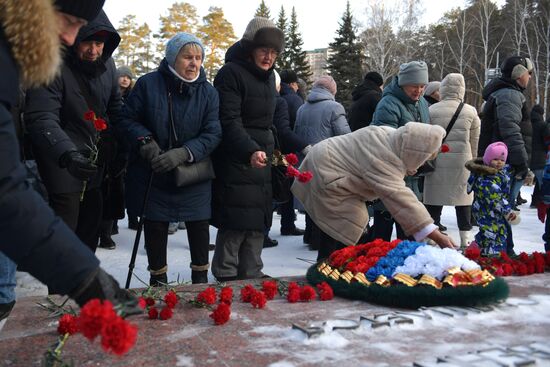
[{"x1": 120, "y1": 33, "x2": 222, "y2": 285}]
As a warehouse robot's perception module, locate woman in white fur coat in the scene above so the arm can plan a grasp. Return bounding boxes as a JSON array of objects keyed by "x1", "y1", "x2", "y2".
[
  {"x1": 422, "y1": 73, "x2": 480, "y2": 248},
  {"x1": 291, "y1": 122, "x2": 456, "y2": 260}
]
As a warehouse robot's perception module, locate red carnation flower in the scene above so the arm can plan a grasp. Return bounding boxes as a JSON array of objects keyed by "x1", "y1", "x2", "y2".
[
  {"x1": 261, "y1": 281, "x2": 278, "y2": 300},
  {"x1": 251, "y1": 290, "x2": 267, "y2": 309},
  {"x1": 285, "y1": 153, "x2": 299, "y2": 166},
  {"x1": 300, "y1": 286, "x2": 316, "y2": 302},
  {"x1": 197, "y1": 287, "x2": 217, "y2": 305},
  {"x1": 219, "y1": 287, "x2": 233, "y2": 305},
  {"x1": 137, "y1": 297, "x2": 147, "y2": 309},
  {"x1": 210, "y1": 303, "x2": 231, "y2": 325},
  {"x1": 297, "y1": 171, "x2": 313, "y2": 183},
  {"x1": 148, "y1": 307, "x2": 159, "y2": 319},
  {"x1": 145, "y1": 297, "x2": 155, "y2": 307},
  {"x1": 58, "y1": 314, "x2": 79, "y2": 335},
  {"x1": 78, "y1": 299, "x2": 117, "y2": 341},
  {"x1": 288, "y1": 282, "x2": 300, "y2": 292},
  {"x1": 240, "y1": 284, "x2": 256, "y2": 303},
  {"x1": 464, "y1": 246, "x2": 481, "y2": 260},
  {"x1": 93, "y1": 118, "x2": 107, "y2": 131},
  {"x1": 285, "y1": 165, "x2": 300, "y2": 178},
  {"x1": 316, "y1": 282, "x2": 334, "y2": 301},
  {"x1": 100, "y1": 317, "x2": 138, "y2": 356},
  {"x1": 159, "y1": 306, "x2": 173, "y2": 320},
  {"x1": 164, "y1": 290, "x2": 178, "y2": 309},
  {"x1": 84, "y1": 110, "x2": 95, "y2": 121},
  {"x1": 287, "y1": 288, "x2": 300, "y2": 303},
  {"x1": 440, "y1": 144, "x2": 450, "y2": 153}
]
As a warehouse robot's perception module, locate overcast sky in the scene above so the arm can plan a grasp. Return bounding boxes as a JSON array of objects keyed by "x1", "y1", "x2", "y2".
[{"x1": 103, "y1": 0, "x2": 473, "y2": 50}]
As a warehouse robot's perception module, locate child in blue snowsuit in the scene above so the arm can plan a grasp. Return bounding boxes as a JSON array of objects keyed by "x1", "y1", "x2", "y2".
[{"x1": 466, "y1": 142, "x2": 516, "y2": 255}]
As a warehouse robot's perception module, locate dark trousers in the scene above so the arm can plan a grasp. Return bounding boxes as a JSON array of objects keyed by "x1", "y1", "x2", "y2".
[
  {"x1": 425, "y1": 205, "x2": 472, "y2": 231},
  {"x1": 144, "y1": 219, "x2": 210, "y2": 272},
  {"x1": 371, "y1": 210, "x2": 409, "y2": 241},
  {"x1": 316, "y1": 224, "x2": 346, "y2": 262},
  {"x1": 543, "y1": 207, "x2": 550, "y2": 251},
  {"x1": 280, "y1": 192, "x2": 297, "y2": 231},
  {"x1": 98, "y1": 219, "x2": 114, "y2": 244},
  {"x1": 49, "y1": 189, "x2": 103, "y2": 253}
]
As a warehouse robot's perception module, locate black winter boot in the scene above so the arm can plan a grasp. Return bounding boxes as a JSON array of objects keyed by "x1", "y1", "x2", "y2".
[
  {"x1": 190, "y1": 263, "x2": 209, "y2": 284},
  {"x1": 148, "y1": 266, "x2": 168, "y2": 287},
  {"x1": 191, "y1": 270, "x2": 208, "y2": 284}
]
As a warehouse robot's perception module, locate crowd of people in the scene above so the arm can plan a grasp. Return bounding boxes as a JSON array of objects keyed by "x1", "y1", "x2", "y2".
[{"x1": 1, "y1": 1, "x2": 548, "y2": 322}]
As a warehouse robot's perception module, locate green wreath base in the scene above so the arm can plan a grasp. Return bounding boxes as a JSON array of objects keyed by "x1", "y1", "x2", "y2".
[{"x1": 306, "y1": 264, "x2": 509, "y2": 309}]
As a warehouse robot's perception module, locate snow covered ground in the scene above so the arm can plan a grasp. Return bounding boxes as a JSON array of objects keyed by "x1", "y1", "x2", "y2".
[{"x1": 14, "y1": 186, "x2": 547, "y2": 298}]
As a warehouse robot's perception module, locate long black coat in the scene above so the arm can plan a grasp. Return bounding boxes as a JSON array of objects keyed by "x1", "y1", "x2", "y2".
[
  {"x1": 0, "y1": 4, "x2": 98, "y2": 295},
  {"x1": 279, "y1": 83, "x2": 304, "y2": 129},
  {"x1": 211, "y1": 41, "x2": 276, "y2": 231},
  {"x1": 348, "y1": 79, "x2": 382, "y2": 131},
  {"x1": 479, "y1": 77, "x2": 532, "y2": 172},
  {"x1": 24, "y1": 11, "x2": 122, "y2": 194},
  {"x1": 274, "y1": 96, "x2": 307, "y2": 154},
  {"x1": 530, "y1": 105, "x2": 548, "y2": 170}
]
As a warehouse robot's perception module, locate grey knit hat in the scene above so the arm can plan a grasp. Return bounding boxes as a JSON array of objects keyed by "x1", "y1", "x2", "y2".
[
  {"x1": 117, "y1": 66, "x2": 134, "y2": 80},
  {"x1": 242, "y1": 17, "x2": 284, "y2": 53},
  {"x1": 398, "y1": 61, "x2": 429, "y2": 86},
  {"x1": 424, "y1": 81, "x2": 441, "y2": 97},
  {"x1": 54, "y1": 0, "x2": 105, "y2": 22}
]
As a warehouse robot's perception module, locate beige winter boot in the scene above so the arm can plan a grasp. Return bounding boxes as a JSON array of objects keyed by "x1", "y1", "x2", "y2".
[{"x1": 459, "y1": 231, "x2": 472, "y2": 251}]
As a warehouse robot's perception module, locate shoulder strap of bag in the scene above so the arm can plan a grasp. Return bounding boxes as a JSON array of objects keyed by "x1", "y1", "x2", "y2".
[{"x1": 442, "y1": 102, "x2": 464, "y2": 144}]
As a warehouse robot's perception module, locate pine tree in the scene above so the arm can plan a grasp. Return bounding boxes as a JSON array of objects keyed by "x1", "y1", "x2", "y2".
[
  {"x1": 198, "y1": 6, "x2": 236, "y2": 81},
  {"x1": 158, "y1": 2, "x2": 199, "y2": 42},
  {"x1": 276, "y1": 5, "x2": 291, "y2": 70},
  {"x1": 326, "y1": 1, "x2": 364, "y2": 111},
  {"x1": 286, "y1": 7, "x2": 312, "y2": 82},
  {"x1": 115, "y1": 15, "x2": 141, "y2": 68},
  {"x1": 254, "y1": 0, "x2": 271, "y2": 19},
  {"x1": 134, "y1": 23, "x2": 155, "y2": 75}
]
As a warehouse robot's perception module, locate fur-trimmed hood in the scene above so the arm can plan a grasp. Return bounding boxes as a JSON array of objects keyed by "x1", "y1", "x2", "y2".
[
  {"x1": 0, "y1": 0, "x2": 61, "y2": 88},
  {"x1": 465, "y1": 158, "x2": 499, "y2": 175}
]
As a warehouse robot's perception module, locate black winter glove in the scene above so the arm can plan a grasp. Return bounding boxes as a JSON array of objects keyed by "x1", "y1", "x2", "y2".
[
  {"x1": 512, "y1": 164, "x2": 529, "y2": 180},
  {"x1": 59, "y1": 151, "x2": 97, "y2": 180},
  {"x1": 70, "y1": 268, "x2": 142, "y2": 316},
  {"x1": 139, "y1": 138, "x2": 161, "y2": 163},
  {"x1": 151, "y1": 147, "x2": 190, "y2": 173}
]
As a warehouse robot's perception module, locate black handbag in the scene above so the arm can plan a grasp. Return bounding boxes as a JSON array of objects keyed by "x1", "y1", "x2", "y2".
[
  {"x1": 416, "y1": 102, "x2": 464, "y2": 176},
  {"x1": 167, "y1": 91, "x2": 215, "y2": 187}
]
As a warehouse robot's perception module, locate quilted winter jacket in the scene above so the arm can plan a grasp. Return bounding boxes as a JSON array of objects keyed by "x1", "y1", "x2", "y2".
[
  {"x1": 291, "y1": 122, "x2": 445, "y2": 246},
  {"x1": 423, "y1": 73, "x2": 480, "y2": 206}
]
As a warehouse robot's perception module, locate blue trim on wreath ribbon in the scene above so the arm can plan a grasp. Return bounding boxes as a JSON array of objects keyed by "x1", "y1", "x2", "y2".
[{"x1": 365, "y1": 241, "x2": 426, "y2": 281}]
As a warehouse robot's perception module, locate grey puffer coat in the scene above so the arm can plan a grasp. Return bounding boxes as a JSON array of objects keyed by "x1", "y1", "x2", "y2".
[
  {"x1": 423, "y1": 73, "x2": 480, "y2": 206},
  {"x1": 293, "y1": 86, "x2": 350, "y2": 146}
]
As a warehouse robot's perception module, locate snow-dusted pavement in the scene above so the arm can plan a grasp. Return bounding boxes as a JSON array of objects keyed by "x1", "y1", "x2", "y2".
[{"x1": 14, "y1": 187, "x2": 547, "y2": 297}]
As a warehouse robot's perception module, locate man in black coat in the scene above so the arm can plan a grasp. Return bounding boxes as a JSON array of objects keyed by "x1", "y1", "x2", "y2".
[
  {"x1": 25, "y1": 11, "x2": 123, "y2": 253},
  {"x1": 348, "y1": 71, "x2": 384, "y2": 131},
  {"x1": 478, "y1": 55, "x2": 534, "y2": 255},
  {"x1": 529, "y1": 104, "x2": 548, "y2": 207},
  {"x1": 0, "y1": 0, "x2": 136, "y2": 321},
  {"x1": 279, "y1": 69, "x2": 304, "y2": 129}
]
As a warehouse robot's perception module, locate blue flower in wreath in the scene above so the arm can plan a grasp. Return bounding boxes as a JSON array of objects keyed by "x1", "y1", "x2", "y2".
[{"x1": 365, "y1": 241, "x2": 425, "y2": 281}]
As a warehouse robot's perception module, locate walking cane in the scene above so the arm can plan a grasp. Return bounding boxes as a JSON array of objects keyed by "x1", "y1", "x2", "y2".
[{"x1": 125, "y1": 169, "x2": 154, "y2": 289}]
